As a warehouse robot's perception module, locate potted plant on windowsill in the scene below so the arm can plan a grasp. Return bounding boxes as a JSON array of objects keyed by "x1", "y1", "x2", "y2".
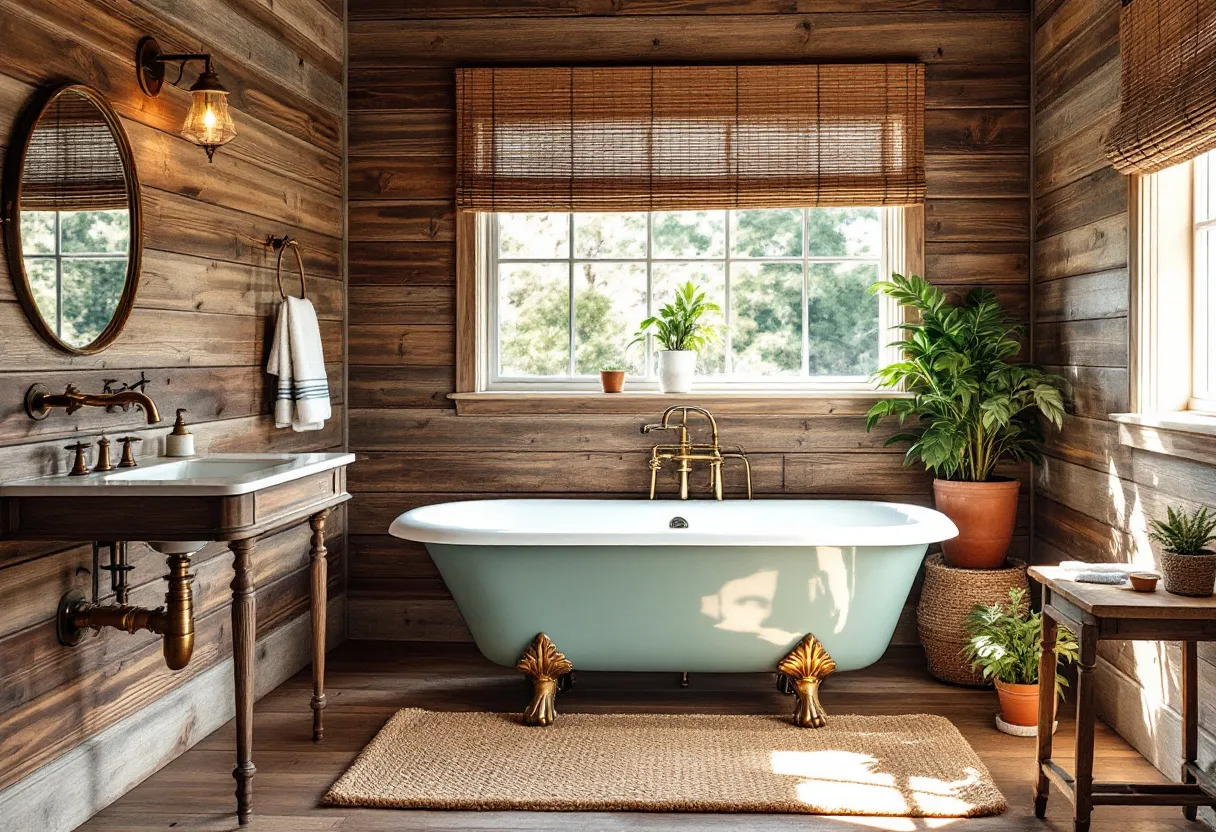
[
  {"x1": 964, "y1": 588, "x2": 1079, "y2": 735},
  {"x1": 866, "y1": 274, "x2": 1067, "y2": 569},
  {"x1": 599, "y1": 365, "x2": 626, "y2": 394},
  {"x1": 1149, "y1": 506, "x2": 1216, "y2": 597},
  {"x1": 630, "y1": 281, "x2": 721, "y2": 394}
]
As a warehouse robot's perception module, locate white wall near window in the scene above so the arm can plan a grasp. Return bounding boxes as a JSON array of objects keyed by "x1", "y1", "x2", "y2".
[{"x1": 480, "y1": 206, "x2": 907, "y2": 393}]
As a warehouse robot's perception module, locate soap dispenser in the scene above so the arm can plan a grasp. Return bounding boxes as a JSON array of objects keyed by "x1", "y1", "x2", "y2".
[{"x1": 166, "y1": 409, "x2": 195, "y2": 457}]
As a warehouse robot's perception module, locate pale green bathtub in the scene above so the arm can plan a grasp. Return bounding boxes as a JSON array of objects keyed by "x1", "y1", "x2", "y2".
[{"x1": 390, "y1": 499, "x2": 957, "y2": 673}]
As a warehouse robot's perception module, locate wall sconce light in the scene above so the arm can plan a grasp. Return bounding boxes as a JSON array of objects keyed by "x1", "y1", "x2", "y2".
[{"x1": 136, "y1": 37, "x2": 236, "y2": 162}]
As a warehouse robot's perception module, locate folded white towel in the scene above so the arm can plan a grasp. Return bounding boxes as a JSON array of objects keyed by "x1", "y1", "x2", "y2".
[
  {"x1": 1059, "y1": 561, "x2": 1131, "y2": 573},
  {"x1": 267, "y1": 296, "x2": 331, "y2": 432}
]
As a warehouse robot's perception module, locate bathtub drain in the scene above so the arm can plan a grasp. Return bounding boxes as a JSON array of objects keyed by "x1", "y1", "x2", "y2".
[{"x1": 669, "y1": 517, "x2": 688, "y2": 529}]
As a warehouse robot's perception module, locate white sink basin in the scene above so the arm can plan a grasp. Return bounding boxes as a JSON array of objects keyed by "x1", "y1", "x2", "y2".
[
  {"x1": 0, "y1": 452, "x2": 355, "y2": 497},
  {"x1": 104, "y1": 456, "x2": 295, "y2": 482}
]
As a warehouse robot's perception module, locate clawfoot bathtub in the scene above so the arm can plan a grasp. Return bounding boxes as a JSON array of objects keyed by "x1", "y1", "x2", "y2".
[{"x1": 390, "y1": 498, "x2": 957, "y2": 725}]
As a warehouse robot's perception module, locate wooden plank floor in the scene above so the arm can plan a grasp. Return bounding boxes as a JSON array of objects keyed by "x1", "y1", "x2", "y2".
[{"x1": 79, "y1": 642, "x2": 1197, "y2": 831}]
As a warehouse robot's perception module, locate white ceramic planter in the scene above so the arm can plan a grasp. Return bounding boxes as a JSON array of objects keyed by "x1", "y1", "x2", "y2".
[{"x1": 658, "y1": 350, "x2": 696, "y2": 393}]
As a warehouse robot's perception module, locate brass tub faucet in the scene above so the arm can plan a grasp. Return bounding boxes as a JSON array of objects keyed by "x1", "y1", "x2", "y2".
[
  {"x1": 25, "y1": 382, "x2": 162, "y2": 424},
  {"x1": 642, "y1": 405, "x2": 752, "y2": 500}
]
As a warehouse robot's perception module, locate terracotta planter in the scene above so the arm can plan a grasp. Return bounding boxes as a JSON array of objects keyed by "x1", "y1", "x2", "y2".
[
  {"x1": 995, "y1": 680, "x2": 1042, "y2": 727},
  {"x1": 1160, "y1": 550, "x2": 1216, "y2": 597},
  {"x1": 599, "y1": 370, "x2": 625, "y2": 394},
  {"x1": 933, "y1": 478, "x2": 1021, "y2": 569}
]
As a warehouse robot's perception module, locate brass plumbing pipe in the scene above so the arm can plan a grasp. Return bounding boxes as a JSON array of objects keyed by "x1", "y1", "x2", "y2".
[{"x1": 60, "y1": 553, "x2": 196, "y2": 670}]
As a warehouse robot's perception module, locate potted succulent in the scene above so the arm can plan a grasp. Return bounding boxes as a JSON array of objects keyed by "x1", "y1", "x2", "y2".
[
  {"x1": 1149, "y1": 506, "x2": 1216, "y2": 597},
  {"x1": 631, "y1": 281, "x2": 721, "y2": 394},
  {"x1": 867, "y1": 274, "x2": 1067, "y2": 569},
  {"x1": 964, "y1": 588, "x2": 1079, "y2": 734},
  {"x1": 599, "y1": 365, "x2": 626, "y2": 394}
]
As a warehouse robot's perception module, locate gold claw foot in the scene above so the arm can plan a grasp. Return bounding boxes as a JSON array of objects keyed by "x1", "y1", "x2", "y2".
[
  {"x1": 516, "y1": 633, "x2": 573, "y2": 727},
  {"x1": 777, "y1": 634, "x2": 837, "y2": 728}
]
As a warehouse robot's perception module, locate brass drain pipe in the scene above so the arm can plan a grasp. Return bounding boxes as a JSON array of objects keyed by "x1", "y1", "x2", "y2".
[{"x1": 58, "y1": 551, "x2": 196, "y2": 670}]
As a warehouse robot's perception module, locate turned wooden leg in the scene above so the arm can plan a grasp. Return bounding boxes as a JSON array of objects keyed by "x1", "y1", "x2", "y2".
[
  {"x1": 1183, "y1": 640, "x2": 1199, "y2": 822},
  {"x1": 1035, "y1": 613, "x2": 1058, "y2": 818},
  {"x1": 309, "y1": 510, "x2": 330, "y2": 743},
  {"x1": 1073, "y1": 624, "x2": 1098, "y2": 832},
  {"x1": 230, "y1": 538, "x2": 257, "y2": 825},
  {"x1": 516, "y1": 633, "x2": 572, "y2": 726},
  {"x1": 777, "y1": 634, "x2": 837, "y2": 728}
]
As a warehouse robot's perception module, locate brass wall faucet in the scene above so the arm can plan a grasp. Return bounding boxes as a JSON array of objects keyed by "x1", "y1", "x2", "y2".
[
  {"x1": 24, "y1": 382, "x2": 162, "y2": 424},
  {"x1": 642, "y1": 405, "x2": 752, "y2": 500}
]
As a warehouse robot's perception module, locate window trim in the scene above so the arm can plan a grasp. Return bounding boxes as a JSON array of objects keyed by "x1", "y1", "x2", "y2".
[{"x1": 454, "y1": 206, "x2": 924, "y2": 414}]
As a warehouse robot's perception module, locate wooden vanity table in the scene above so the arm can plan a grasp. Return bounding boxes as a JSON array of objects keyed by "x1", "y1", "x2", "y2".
[
  {"x1": 1030, "y1": 566, "x2": 1216, "y2": 832},
  {"x1": 0, "y1": 455, "x2": 353, "y2": 825}
]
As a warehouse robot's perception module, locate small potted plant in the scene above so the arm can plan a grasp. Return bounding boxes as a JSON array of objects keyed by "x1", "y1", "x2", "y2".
[
  {"x1": 964, "y1": 588, "x2": 1079, "y2": 734},
  {"x1": 630, "y1": 281, "x2": 721, "y2": 394},
  {"x1": 1149, "y1": 506, "x2": 1216, "y2": 597},
  {"x1": 599, "y1": 365, "x2": 626, "y2": 394},
  {"x1": 867, "y1": 274, "x2": 1067, "y2": 569}
]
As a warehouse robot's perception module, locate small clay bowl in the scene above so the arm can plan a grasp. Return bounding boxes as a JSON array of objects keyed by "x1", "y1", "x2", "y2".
[{"x1": 1129, "y1": 572, "x2": 1160, "y2": 592}]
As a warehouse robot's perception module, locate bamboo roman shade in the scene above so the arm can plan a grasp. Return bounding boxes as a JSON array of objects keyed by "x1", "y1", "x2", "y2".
[
  {"x1": 456, "y1": 64, "x2": 925, "y2": 212},
  {"x1": 1104, "y1": 0, "x2": 1216, "y2": 175},
  {"x1": 22, "y1": 93, "x2": 127, "y2": 212}
]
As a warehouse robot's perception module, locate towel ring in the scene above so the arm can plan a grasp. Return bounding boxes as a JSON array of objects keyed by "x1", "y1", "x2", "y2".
[{"x1": 270, "y1": 236, "x2": 308, "y2": 301}]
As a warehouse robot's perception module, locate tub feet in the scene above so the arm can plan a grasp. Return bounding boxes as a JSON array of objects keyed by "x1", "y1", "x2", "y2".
[
  {"x1": 516, "y1": 633, "x2": 573, "y2": 727},
  {"x1": 777, "y1": 634, "x2": 837, "y2": 729}
]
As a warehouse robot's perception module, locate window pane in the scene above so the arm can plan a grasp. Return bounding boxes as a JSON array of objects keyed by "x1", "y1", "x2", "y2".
[
  {"x1": 807, "y1": 262, "x2": 879, "y2": 376},
  {"x1": 807, "y1": 207, "x2": 880, "y2": 258},
  {"x1": 61, "y1": 258, "x2": 127, "y2": 346},
  {"x1": 652, "y1": 211, "x2": 725, "y2": 258},
  {"x1": 651, "y1": 262, "x2": 725, "y2": 374},
  {"x1": 20, "y1": 212, "x2": 55, "y2": 255},
  {"x1": 573, "y1": 262, "x2": 647, "y2": 375},
  {"x1": 498, "y1": 213, "x2": 569, "y2": 259},
  {"x1": 731, "y1": 262, "x2": 803, "y2": 376},
  {"x1": 498, "y1": 263, "x2": 569, "y2": 376},
  {"x1": 60, "y1": 210, "x2": 130, "y2": 254},
  {"x1": 730, "y1": 209, "x2": 802, "y2": 258},
  {"x1": 1203, "y1": 226, "x2": 1216, "y2": 395},
  {"x1": 574, "y1": 212, "x2": 646, "y2": 259},
  {"x1": 24, "y1": 257, "x2": 58, "y2": 330}
]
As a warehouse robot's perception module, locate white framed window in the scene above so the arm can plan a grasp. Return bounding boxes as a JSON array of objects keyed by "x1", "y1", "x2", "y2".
[
  {"x1": 1190, "y1": 151, "x2": 1216, "y2": 412},
  {"x1": 475, "y1": 207, "x2": 909, "y2": 393},
  {"x1": 1128, "y1": 149, "x2": 1216, "y2": 418}
]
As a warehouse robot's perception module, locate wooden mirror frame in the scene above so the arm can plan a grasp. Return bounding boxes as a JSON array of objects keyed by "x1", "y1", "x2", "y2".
[{"x1": 1, "y1": 83, "x2": 143, "y2": 355}]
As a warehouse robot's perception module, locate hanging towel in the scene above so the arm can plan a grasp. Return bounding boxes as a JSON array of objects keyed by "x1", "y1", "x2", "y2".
[{"x1": 267, "y1": 296, "x2": 331, "y2": 432}]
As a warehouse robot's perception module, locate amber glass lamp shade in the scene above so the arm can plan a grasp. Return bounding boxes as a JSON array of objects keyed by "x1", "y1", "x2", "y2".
[{"x1": 181, "y1": 71, "x2": 236, "y2": 162}]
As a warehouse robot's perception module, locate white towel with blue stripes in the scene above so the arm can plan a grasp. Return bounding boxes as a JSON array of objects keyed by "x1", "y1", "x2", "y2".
[{"x1": 267, "y1": 296, "x2": 331, "y2": 432}]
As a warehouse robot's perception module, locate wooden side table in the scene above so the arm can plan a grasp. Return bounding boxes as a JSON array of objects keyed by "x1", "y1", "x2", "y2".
[{"x1": 1029, "y1": 566, "x2": 1216, "y2": 832}]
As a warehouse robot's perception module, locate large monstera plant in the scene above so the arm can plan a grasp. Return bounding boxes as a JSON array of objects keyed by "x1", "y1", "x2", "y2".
[{"x1": 866, "y1": 273, "x2": 1067, "y2": 568}]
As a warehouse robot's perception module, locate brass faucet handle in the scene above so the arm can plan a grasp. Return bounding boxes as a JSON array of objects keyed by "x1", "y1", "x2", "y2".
[
  {"x1": 64, "y1": 442, "x2": 91, "y2": 476},
  {"x1": 93, "y1": 436, "x2": 114, "y2": 473},
  {"x1": 117, "y1": 436, "x2": 143, "y2": 468}
]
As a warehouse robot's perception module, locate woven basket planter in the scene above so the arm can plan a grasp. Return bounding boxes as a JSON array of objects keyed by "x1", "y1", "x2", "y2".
[
  {"x1": 1161, "y1": 550, "x2": 1216, "y2": 597},
  {"x1": 918, "y1": 554, "x2": 1028, "y2": 687}
]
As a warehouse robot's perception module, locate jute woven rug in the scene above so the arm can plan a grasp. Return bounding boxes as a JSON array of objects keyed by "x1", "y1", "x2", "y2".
[{"x1": 324, "y1": 709, "x2": 1006, "y2": 817}]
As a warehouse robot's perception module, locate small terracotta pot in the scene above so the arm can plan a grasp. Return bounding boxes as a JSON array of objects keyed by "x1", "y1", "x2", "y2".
[
  {"x1": 1129, "y1": 572, "x2": 1160, "y2": 592},
  {"x1": 933, "y1": 478, "x2": 1021, "y2": 569},
  {"x1": 1160, "y1": 550, "x2": 1216, "y2": 597},
  {"x1": 995, "y1": 680, "x2": 1042, "y2": 727},
  {"x1": 599, "y1": 370, "x2": 625, "y2": 394}
]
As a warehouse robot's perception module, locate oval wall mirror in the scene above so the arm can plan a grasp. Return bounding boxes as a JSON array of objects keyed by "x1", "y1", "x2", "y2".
[{"x1": 2, "y1": 84, "x2": 142, "y2": 354}]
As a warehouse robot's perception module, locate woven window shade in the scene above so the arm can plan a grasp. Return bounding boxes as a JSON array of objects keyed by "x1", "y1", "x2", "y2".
[
  {"x1": 456, "y1": 64, "x2": 925, "y2": 212},
  {"x1": 1105, "y1": 0, "x2": 1216, "y2": 175},
  {"x1": 21, "y1": 92, "x2": 127, "y2": 212}
]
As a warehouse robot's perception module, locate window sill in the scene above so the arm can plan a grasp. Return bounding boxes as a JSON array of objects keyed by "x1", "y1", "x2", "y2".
[
  {"x1": 1111, "y1": 412, "x2": 1216, "y2": 465},
  {"x1": 449, "y1": 390, "x2": 912, "y2": 416}
]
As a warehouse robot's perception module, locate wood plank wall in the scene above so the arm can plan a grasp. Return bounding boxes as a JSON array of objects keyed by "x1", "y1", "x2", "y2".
[
  {"x1": 1031, "y1": 0, "x2": 1216, "y2": 800},
  {"x1": 345, "y1": 0, "x2": 1033, "y2": 642},
  {"x1": 0, "y1": 0, "x2": 345, "y2": 796}
]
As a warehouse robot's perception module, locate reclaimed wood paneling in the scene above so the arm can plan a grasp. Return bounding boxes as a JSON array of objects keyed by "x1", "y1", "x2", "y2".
[
  {"x1": 346, "y1": 0, "x2": 1033, "y2": 640},
  {"x1": 1031, "y1": 0, "x2": 1216, "y2": 808},
  {"x1": 0, "y1": 0, "x2": 345, "y2": 811}
]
